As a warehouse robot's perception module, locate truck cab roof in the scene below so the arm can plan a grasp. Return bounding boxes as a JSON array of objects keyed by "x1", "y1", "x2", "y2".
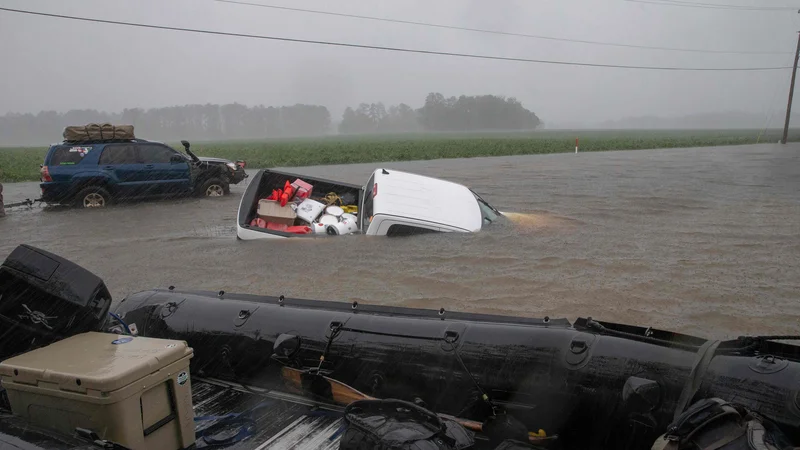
[{"x1": 368, "y1": 168, "x2": 485, "y2": 233}]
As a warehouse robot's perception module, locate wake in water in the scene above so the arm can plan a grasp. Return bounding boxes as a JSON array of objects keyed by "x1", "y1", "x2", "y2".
[{"x1": 501, "y1": 211, "x2": 581, "y2": 232}]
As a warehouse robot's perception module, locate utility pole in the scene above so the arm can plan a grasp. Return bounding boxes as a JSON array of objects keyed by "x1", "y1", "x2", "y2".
[{"x1": 782, "y1": 31, "x2": 800, "y2": 144}]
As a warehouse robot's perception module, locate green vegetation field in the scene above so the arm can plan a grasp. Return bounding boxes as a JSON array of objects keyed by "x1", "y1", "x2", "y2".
[{"x1": 2, "y1": 129, "x2": 799, "y2": 183}]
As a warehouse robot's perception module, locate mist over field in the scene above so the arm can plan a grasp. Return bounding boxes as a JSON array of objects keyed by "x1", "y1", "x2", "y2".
[{"x1": 1, "y1": 0, "x2": 799, "y2": 145}]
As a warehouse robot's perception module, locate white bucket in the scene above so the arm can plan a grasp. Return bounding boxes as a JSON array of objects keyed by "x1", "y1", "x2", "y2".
[
  {"x1": 296, "y1": 199, "x2": 325, "y2": 223},
  {"x1": 340, "y1": 213, "x2": 357, "y2": 223},
  {"x1": 318, "y1": 214, "x2": 339, "y2": 226},
  {"x1": 325, "y1": 205, "x2": 344, "y2": 217},
  {"x1": 326, "y1": 218, "x2": 359, "y2": 235},
  {"x1": 311, "y1": 222, "x2": 327, "y2": 234}
]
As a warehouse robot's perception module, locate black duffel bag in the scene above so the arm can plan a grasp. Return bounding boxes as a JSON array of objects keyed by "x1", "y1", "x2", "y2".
[
  {"x1": 651, "y1": 398, "x2": 795, "y2": 450},
  {"x1": 339, "y1": 399, "x2": 475, "y2": 450}
]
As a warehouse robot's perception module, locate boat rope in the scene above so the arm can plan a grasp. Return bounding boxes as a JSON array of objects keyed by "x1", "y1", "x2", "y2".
[
  {"x1": 748, "y1": 335, "x2": 800, "y2": 341},
  {"x1": 108, "y1": 312, "x2": 132, "y2": 335},
  {"x1": 444, "y1": 334, "x2": 498, "y2": 415},
  {"x1": 585, "y1": 318, "x2": 701, "y2": 352},
  {"x1": 329, "y1": 326, "x2": 443, "y2": 342},
  {"x1": 323, "y1": 192, "x2": 343, "y2": 206},
  {"x1": 316, "y1": 321, "x2": 346, "y2": 372}
]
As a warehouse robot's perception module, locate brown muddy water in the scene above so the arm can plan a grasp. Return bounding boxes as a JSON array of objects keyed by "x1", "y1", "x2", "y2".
[{"x1": 1, "y1": 143, "x2": 798, "y2": 339}]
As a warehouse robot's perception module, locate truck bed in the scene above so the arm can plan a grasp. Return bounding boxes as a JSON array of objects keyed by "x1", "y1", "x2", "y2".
[{"x1": 237, "y1": 169, "x2": 362, "y2": 239}]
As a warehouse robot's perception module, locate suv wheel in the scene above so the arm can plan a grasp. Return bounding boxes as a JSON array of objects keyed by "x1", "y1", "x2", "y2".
[
  {"x1": 199, "y1": 178, "x2": 229, "y2": 197},
  {"x1": 74, "y1": 186, "x2": 112, "y2": 208}
]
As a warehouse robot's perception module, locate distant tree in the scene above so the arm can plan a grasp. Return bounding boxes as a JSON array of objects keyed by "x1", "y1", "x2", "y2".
[
  {"x1": 416, "y1": 92, "x2": 540, "y2": 132},
  {"x1": 339, "y1": 103, "x2": 384, "y2": 134},
  {"x1": 339, "y1": 93, "x2": 540, "y2": 135}
]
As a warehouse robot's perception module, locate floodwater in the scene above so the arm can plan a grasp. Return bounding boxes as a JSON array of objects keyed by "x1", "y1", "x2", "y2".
[{"x1": 1, "y1": 143, "x2": 798, "y2": 339}]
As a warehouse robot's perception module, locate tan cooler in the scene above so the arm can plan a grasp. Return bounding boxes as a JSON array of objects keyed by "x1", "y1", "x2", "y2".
[{"x1": 0, "y1": 332, "x2": 196, "y2": 450}]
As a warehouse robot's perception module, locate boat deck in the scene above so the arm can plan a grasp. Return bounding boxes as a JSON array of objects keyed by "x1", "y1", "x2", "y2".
[
  {"x1": 192, "y1": 378, "x2": 345, "y2": 450},
  {"x1": 1, "y1": 376, "x2": 496, "y2": 450},
  {"x1": 0, "y1": 378, "x2": 347, "y2": 450}
]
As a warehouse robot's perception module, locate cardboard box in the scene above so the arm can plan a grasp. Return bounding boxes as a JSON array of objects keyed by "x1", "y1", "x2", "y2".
[
  {"x1": 257, "y1": 199, "x2": 296, "y2": 226},
  {"x1": 0, "y1": 332, "x2": 195, "y2": 450}
]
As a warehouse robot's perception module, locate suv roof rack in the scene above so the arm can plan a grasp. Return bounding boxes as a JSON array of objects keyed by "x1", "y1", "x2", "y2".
[{"x1": 61, "y1": 138, "x2": 150, "y2": 145}]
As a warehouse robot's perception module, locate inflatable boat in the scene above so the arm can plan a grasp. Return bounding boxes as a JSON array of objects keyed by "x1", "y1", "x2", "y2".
[{"x1": 1, "y1": 244, "x2": 799, "y2": 450}]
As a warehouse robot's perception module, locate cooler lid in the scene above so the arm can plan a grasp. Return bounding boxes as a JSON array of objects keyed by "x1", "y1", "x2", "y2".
[{"x1": 0, "y1": 332, "x2": 192, "y2": 393}]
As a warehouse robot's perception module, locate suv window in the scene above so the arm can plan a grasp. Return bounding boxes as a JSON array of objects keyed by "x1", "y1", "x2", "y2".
[
  {"x1": 99, "y1": 145, "x2": 139, "y2": 165},
  {"x1": 49, "y1": 145, "x2": 93, "y2": 165},
  {"x1": 138, "y1": 144, "x2": 177, "y2": 164}
]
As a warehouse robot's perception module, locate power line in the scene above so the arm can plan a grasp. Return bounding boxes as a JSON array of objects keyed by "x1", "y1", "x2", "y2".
[
  {"x1": 215, "y1": 0, "x2": 790, "y2": 55},
  {"x1": 0, "y1": 6, "x2": 792, "y2": 72},
  {"x1": 624, "y1": 0, "x2": 800, "y2": 11}
]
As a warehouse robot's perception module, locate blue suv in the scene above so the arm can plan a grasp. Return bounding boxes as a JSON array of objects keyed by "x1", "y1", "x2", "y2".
[{"x1": 40, "y1": 139, "x2": 247, "y2": 208}]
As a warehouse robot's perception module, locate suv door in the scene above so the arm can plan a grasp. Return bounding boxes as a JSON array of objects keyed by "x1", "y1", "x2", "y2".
[
  {"x1": 136, "y1": 144, "x2": 191, "y2": 196},
  {"x1": 97, "y1": 144, "x2": 148, "y2": 199}
]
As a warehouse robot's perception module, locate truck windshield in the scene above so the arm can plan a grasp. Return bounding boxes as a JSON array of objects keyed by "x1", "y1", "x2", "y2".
[{"x1": 471, "y1": 190, "x2": 500, "y2": 226}]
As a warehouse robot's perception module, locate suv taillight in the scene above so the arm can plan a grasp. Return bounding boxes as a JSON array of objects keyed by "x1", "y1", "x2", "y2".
[{"x1": 40, "y1": 165, "x2": 52, "y2": 182}]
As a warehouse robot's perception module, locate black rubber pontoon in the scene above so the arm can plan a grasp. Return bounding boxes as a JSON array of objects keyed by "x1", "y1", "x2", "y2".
[{"x1": 110, "y1": 288, "x2": 800, "y2": 450}]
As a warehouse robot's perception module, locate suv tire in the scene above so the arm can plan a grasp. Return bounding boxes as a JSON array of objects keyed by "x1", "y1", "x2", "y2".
[
  {"x1": 198, "y1": 178, "x2": 229, "y2": 197},
  {"x1": 74, "y1": 186, "x2": 112, "y2": 209}
]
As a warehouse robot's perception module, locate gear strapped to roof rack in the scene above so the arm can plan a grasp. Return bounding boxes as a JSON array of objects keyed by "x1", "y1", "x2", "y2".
[{"x1": 63, "y1": 123, "x2": 135, "y2": 142}]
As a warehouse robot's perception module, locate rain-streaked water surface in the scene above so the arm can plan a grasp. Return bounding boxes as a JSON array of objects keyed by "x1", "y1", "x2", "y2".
[{"x1": 1, "y1": 143, "x2": 798, "y2": 339}]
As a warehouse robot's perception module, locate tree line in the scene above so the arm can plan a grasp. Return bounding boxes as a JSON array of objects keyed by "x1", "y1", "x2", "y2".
[
  {"x1": 0, "y1": 93, "x2": 541, "y2": 146},
  {"x1": 0, "y1": 103, "x2": 331, "y2": 146}
]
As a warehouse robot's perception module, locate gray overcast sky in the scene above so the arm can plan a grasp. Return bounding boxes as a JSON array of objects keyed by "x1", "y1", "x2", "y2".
[{"x1": 1, "y1": 0, "x2": 799, "y2": 126}]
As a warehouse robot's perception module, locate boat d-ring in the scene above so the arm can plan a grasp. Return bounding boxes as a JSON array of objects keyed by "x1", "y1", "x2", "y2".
[{"x1": 234, "y1": 306, "x2": 259, "y2": 328}]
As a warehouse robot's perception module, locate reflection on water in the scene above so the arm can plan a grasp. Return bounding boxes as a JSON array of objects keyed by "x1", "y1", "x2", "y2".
[{"x1": 1, "y1": 143, "x2": 799, "y2": 339}]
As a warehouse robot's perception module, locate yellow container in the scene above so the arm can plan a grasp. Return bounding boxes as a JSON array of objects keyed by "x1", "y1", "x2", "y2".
[{"x1": 0, "y1": 332, "x2": 195, "y2": 450}]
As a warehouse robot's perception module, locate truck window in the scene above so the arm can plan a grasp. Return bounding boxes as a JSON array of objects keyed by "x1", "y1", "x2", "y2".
[
  {"x1": 49, "y1": 146, "x2": 92, "y2": 166},
  {"x1": 386, "y1": 224, "x2": 437, "y2": 237},
  {"x1": 360, "y1": 174, "x2": 375, "y2": 231}
]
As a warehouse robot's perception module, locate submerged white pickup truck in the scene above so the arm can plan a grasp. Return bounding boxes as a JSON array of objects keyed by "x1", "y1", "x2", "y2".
[{"x1": 236, "y1": 168, "x2": 502, "y2": 240}]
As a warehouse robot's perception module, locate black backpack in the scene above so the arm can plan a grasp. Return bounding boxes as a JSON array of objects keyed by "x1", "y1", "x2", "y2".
[
  {"x1": 339, "y1": 399, "x2": 475, "y2": 450},
  {"x1": 650, "y1": 398, "x2": 795, "y2": 450}
]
